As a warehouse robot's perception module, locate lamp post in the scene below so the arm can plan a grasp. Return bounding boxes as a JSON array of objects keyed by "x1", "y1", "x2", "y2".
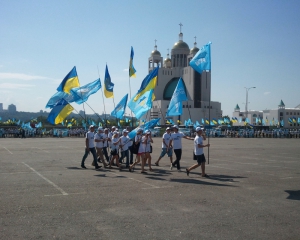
[{"x1": 245, "y1": 87, "x2": 256, "y2": 121}]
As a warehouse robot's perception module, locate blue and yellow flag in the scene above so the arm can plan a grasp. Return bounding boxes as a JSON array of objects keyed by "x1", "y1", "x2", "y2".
[
  {"x1": 133, "y1": 66, "x2": 159, "y2": 101},
  {"x1": 104, "y1": 65, "x2": 114, "y2": 98},
  {"x1": 129, "y1": 46, "x2": 136, "y2": 78},
  {"x1": 57, "y1": 67, "x2": 80, "y2": 94},
  {"x1": 47, "y1": 98, "x2": 74, "y2": 125}
]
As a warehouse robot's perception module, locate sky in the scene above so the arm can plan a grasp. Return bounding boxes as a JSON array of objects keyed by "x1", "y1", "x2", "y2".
[{"x1": 1, "y1": 0, "x2": 300, "y2": 118}]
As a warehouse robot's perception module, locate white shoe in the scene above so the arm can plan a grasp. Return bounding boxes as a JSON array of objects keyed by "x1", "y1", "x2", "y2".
[
  {"x1": 177, "y1": 169, "x2": 181, "y2": 172},
  {"x1": 170, "y1": 163, "x2": 173, "y2": 170}
]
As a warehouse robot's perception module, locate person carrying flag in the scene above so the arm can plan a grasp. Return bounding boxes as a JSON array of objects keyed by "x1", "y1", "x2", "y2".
[{"x1": 186, "y1": 127, "x2": 210, "y2": 177}]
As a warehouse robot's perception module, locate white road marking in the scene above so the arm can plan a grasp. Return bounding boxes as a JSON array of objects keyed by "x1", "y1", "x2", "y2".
[
  {"x1": 3, "y1": 147, "x2": 13, "y2": 154},
  {"x1": 31, "y1": 147, "x2": 49, "y2": 153},
  {"x1": 109, "y1": 171, "x2": 161, "y2": 189},
  {"x1": 22, "y1": 162, "x2": 68, "y2": 196}
]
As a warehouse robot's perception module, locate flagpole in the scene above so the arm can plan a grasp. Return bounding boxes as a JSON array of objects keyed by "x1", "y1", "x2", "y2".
[
  {"x1": 97, "y1": 65, "x2": 107, "y2": 127},
  {"x1": 207, "y1": 71, "x2": 211, "y2": 165},
  {"x1": 129, "y1": 76, "x2": 134, "y2": 129},
  {"x1": 76, "y1": 73, "x2": 87, "y2": 124}
]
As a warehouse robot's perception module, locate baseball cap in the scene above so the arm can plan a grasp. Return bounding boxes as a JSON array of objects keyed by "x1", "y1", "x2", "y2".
[
  {"x1": 145, "y1": 130, "x2": 151, "y2": 134},
  {"x1": 112, "y1": 126, "x2": 116, "y2": 129},
  {"x1": 89, "y1": 125, "x2": 95, "y2": 128},
  {"x1": 122, "y1": 129, "x2": 129, "y2": 133},
  {"x1": 113, "y1": 131, "x2": 118, "y2": 134},
  {"x1": 137, "y1": 128, "x2": 143, "y2": 133},
  {"x1": 166, "y1": 127, "x2": 171, "y2": 131},
  {"x1": 196, "y1": 127, "x2": 204, "y2": 132},
  {"x1": 98, "y1": 127, "x2": 103, "y2": 131},
  {"x1": 172, "y1": 125, "x2": 179, "y2": 129}
]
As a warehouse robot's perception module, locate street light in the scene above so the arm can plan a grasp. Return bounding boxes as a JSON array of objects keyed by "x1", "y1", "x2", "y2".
[{"x1": 245, "y1": 87, "x2": 256, "y2": 121}]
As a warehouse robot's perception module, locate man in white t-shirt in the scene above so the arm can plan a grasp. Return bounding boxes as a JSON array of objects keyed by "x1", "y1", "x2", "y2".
[
  {"x1": 169, "y1": 125, "x2": 194, "y2": 171},
  {"x1": 94, "y1": 127, "x2": 108, "y2": 168},
  {"x1": 81, "y1": 125, "x2": 101, "y2": 170},
  {"x1": 186, "y1": 127, "x2": 210, "y2": 177},
  {"x1": 154, "y1": 127, "x2": 173, "y2": 166},
  {"x1": 119, "y1": 129, "x2": 132, "y2": 168}
]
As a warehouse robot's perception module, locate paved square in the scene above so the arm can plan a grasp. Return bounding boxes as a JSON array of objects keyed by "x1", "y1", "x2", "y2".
[{"x1": 0, "y1": 137, "x2": 299, "y2": 239}]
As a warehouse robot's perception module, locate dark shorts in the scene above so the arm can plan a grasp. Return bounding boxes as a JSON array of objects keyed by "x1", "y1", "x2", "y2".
[{"x1": 195, "y1": 154, "x2": 206, "y2": 164}]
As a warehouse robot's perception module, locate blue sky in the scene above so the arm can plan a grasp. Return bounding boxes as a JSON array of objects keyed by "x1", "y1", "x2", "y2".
[{"x1": 1, "y1": 0, "x2": 299, "y2": 118}]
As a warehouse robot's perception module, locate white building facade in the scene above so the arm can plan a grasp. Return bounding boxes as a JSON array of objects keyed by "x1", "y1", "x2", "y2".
[
  {"x1": 144, "y1": 30, "x2": 222, "y2": 125},
  {"x1": 232, "y1": 100, "x2": 300, "y2": 128}
]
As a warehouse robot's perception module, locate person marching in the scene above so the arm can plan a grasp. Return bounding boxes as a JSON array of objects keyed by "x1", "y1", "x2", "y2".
[
  {"x1": 169, "y1": 125, "x2": 194, "y2": 172},
  {"x1": 81, "y1": 125, "x2": 101, "y2": 170},
  {"x1": 102, "y1": 128, "x2": 110, "y2": 163},
  {"x1": 186, "y1": 127, "x2": 210, "y2": 177},
  {"x1": 129, "y1": 128, "x2": 146, "y2": 173},
  {"x1": 94, "y1": 127, "x2": 108, "y2": 168},
  {"x1": 144, "y1": 130, "x2": 154, "y2": 171},
  {"x1": 154, "y1": 127, "x2": 173, "y2": 166},
  {"x1": 108, "y1": 131, "x2": 122, "y2": 170},
  {"x1": 119, "y1": 129, "x2": 132, "y2": 168}
]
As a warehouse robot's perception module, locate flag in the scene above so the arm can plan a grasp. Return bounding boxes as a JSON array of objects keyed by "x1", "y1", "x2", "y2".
[
  {"x1": 128, "y1": 89, "x2": 153, "y2": 119},
  {"x1": 129, "y1": 46, "x2": 136, "y2": 77},
  {"x1": 47, "y1": 98, "x2": 74, "y2": 125},
  {"x1": 292, "y1": 116, "x2": 297, "y2": 123},
  {"x1": 45, "y1": 91, "x2": 75, "y2": 108},
  {"x1": 166, "y1": 78, "x2": 188, "y2": 116},
  {"x1": 111, "y1": 94, "x2": 128, "y2": 119},
  {"x1": 190, "y1": 42, "x2": 211, "y2": 74},
  {"x1": 280, "y1": 119, "x2": 284, "y2": 126},
  {"x1": 133, "y1": 66, "x2": 159, "y2": 101},
  {"x1": 57, "y1": 66, "x2": 80, "y2": 94},
  {"x1": 205, "y1": 119, "x2": 209, "y2": 124},
  {"x1": 128, "y1": 118, "x2": 160, "y2": 139},
  {"x1": 71, "y1": 78, "x2": 101, "y2": 104},
  {"x1": 104, "y1": 65, "x2": 114, "y2": 98}
]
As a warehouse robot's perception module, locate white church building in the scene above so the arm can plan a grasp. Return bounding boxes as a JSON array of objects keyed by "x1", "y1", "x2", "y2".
[{"x1": 143, "y1": 27, "x2": 222, "y2": 125}]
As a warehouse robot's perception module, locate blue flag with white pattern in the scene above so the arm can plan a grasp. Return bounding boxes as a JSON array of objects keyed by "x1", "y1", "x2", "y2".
[
  {"x1": 166, "y1": 78, "x2": 188, "y2": 116},
  {"x1": 111, "y1": 94, "x2": 128, "y2": 119},
  {"x1": 190, "y1": 42, "x2": 211, "y2": 74}
]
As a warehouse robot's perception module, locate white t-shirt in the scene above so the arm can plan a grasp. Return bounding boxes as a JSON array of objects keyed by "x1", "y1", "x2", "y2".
[
  {"x1": 120, "y1": 136, "x2": 131, "y2": 151},
  {"x1": 102, "y1": 133, "x2": 109, "y2": 147},
  {"x1": 135, "y1": 135, "x2": 144, "y2": 153},
  {"x1": 171, "y1": 132, "x2": 185, "y2": 149},
  {"x1": 94, "y1": 133, "x2": 104, "y2": 148},
  {"x1": 143, "y1": 136, "x2": 152, "y2": 153},
  {"x1": 86, "y1": 131, "x2": 95, "y2": 148},
  {"x1": 111, "y1": 137, "x2": 119, "y2": 151},
  {"x1": 194, "y1": 135, "x2": 204, "y2": 155},
  {"x1": 162, "y1": 132, "x2": 172, "y2": 148}
]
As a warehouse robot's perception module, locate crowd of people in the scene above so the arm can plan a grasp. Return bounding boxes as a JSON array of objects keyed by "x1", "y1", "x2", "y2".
[{"x1": 81, "y1": 125, "x2": 210, "y2": 177}]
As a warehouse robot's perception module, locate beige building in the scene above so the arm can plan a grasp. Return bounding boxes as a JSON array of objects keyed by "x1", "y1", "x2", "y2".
[{"x1": 143, "y1": 29, "x2": 222, "y2": 125}]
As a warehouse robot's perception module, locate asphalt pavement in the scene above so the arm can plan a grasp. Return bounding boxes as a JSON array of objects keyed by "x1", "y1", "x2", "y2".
[{"x1": 0, "y1": 136, "x2": 299, "y2": 240}]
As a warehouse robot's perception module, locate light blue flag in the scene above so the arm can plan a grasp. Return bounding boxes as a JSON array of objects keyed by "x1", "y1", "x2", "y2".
[
  {"x1": 45, "y1": 91, "x2": 75, "y2": 108},
  {"x1": 190, "y1": 42, "x2": 211, "y2": 74},
  {"x1": 202, "y1": 118, "x2": 204, "y2": 124},
  {"x1": 111, "y1": 94, "x2": 128, "y2": 119},
  {"x1": 128, "y1": 118, "x2": 160, "y2": 139},
  {"x1": 128, "y1": 89, "x2": 153, "y2": 119},
  {"x1": 195, "y1": 121, "x2": 200, "y2": 127},
  {"x1": 71, "y1": 79, "x2": 101, "y2": 104},
  {"x1": 280, "y1": 119, "x2": 284, "y2": 126},
  {"x1": 298, "y1": 118, "x2": 300, "y2": 124},
  {"x1": 166, "y1": 78, "x2": 188, "y2": 116}
]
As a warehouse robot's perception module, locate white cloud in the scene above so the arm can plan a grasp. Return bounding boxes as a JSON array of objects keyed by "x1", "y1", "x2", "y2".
[
  {"x1": 264, "y1": 92, "x2": 271, "y2": 95},
  {"x1": 0, "y1": 72, "x2": 52, "y2": 81},
  {"x1": 123, "y1": 68, "x2": 129, "y2": 72},
  {"x1": 0, "y1": 83, "x2": 35, "y2": 89}
]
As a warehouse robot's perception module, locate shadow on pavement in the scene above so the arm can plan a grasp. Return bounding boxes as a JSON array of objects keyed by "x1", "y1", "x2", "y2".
[
  {"x1": 285, "y1": 190, "x2": 300, "y2": 200},
  {"x1": 204, "y1": 174, "x2": 247, "y2": 182},
  {"x1": 94, "y1": 174, "x2": 107, "y2": 177},
  {"x1": 170, "y1": 178, "x2": 236, "y2": 187},
  {"x1": 146, "y1": 176, "x2": 167, "y2": 181}
]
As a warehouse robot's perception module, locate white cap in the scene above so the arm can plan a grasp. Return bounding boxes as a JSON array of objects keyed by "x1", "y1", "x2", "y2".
[
  {"x1": 89, "y1": 125, "x2": 95, "y2": 128},
  {"x1": 113, "y1": 131, "x2": 118, "y2": 134},
  {"x1": 112, "y1": 126, "x2": 116, "y2": 129},
  {"x1": 166, "y1": 127, "x2": 171, "y2": 131},
  {"x1": 196, "y1": 127, "x2": 204, "y2": 132},
  {"x1": 172, "y1": 125, "x2": 179, "y2": 129},
  {"x1": 145, "y1": 130, "x2": 151, "y2": 134},
  {"x1": 98, "y1": 127, "x2": 103, "y2": 131},
  {"x1": 137, "y1": 128, "x2": 143, "y2": 133},
  {"x1": 122, "y1": 129, "x2": 129, "y2": 133}
]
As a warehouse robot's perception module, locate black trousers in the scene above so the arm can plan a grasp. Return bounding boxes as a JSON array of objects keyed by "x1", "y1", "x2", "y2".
[
  {"x1": 81, "y1": 147, "x2": 99, "y2": 168},
  {"x1": 172, "y1": 149, "x2": 182, "y2": 170}
]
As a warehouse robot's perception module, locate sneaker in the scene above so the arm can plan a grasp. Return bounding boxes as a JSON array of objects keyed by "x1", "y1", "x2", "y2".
[
  {"x1": 177, "y1": 169, "x2": 181, "y2": 172},
  {"x1": 95, "y1": 166, "x2": 102, "y2": 170},
  {"x1": 186, "y1": 169, "x2": 189, "y2": 176},
  {"x1": 154, "y1": 162, "x2": 159, "y2": 166},
  {"x1": 81, "y1": 165, "x2": 87, "y2": 169},
  {"x1": 170, "y1": 163, "x2": 173, "y2": 170}
]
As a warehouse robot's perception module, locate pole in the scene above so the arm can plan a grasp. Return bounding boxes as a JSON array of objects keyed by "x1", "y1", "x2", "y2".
[
  {"x1": 97, "y1": 66, "x2": 107, "y2": 127},
  {"x1": 207, "y1": 71, "x2": 210, "y2": 165}
]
